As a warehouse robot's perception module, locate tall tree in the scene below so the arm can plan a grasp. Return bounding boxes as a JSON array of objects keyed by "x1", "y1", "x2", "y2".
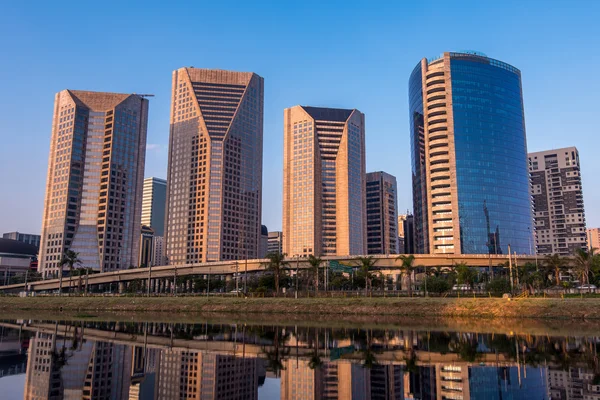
[
  {"x1": 60, "y1": 250, "x2": 82, "y2": 295},
  {"x1": 545, "y1": 254, "x2": 566, "y2": 286},
  {"x1": 355, "y1": 256, "x2": 377, "y2": 296},
  {"x1": 573, "y1": 248, "x2": 599, "y2": 286},
  {"x1": 455, "y1": 263, "x2": 477, "y2": 288},
  {"x1": 397, "y1": 255, "x2": 417, "y2": 297},
  {"x1": 307, "y1": 255, "x2": 322, "y2": 293},
  {"x1": 264, "y1": 252, "x2": 287, "y2": 295}
]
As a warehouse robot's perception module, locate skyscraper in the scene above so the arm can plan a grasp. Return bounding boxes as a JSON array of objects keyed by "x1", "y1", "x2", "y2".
[
  {"x1": 587, "y1": 228, "x2": 600, "y2": 252},
  {"x1": 164, "y1": 68, "x2": 264, "y2": 264},
  {"x1": 283, "y1": 106, "x2": 366, "y2": 257},
  {"x1": 141, "y1": 177, "x2": 166, "y2": 236},
  {"x1": 366, "y1": 171, "x2": 399, "y2": 255},
  {"x1": 529, "y1": 147, "x2": 587, "y2": 255},
  {"x1": 267, "y1": 231, "x2": 283, "y2": 255},
  {"x1": 409, "y1": 51, "x2": 533, "y2": 255},
  {"x1": 39, "y1": 90, "x2": 148, "y2": 277}
]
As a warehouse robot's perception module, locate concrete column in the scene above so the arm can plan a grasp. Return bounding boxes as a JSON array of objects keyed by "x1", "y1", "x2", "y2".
[{"x1": 118, "y1": 282, "x2": 125, "y2": 293}]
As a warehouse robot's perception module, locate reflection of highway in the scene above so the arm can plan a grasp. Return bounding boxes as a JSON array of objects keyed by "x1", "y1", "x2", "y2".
[{"x1": 0, "y1": 320, "x2": 599, "y2": 399}]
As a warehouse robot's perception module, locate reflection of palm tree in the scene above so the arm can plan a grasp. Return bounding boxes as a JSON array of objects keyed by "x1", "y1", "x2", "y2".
[
  {"x1": 361, "y1": 329, "x2": 379, "y2": 369},
  {"x1": 262, "y1": 328, "x2": 290, "y2": 377},
  {"x1": 308, "y1": 327, "x2": 323, "y2": 370}
]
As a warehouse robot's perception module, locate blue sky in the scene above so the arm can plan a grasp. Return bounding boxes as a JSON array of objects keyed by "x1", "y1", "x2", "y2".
[{"x1": 1, "y1": 0, "x2": 599, "y2": 234}]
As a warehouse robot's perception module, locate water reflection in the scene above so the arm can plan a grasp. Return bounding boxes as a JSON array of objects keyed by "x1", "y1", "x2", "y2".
[{"x1": 0, "y1": 320, "x2": 598, "y2": 399}]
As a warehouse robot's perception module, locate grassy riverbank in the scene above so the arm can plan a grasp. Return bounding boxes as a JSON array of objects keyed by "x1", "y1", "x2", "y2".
[{"x1": 1, "y1": 296, "x2": 600, "y2": 320}]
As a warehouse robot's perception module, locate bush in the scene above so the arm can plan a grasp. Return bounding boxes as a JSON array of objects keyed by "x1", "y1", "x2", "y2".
[
  {"x1": 425, "y1": 276, "x2": 451, "y2": 294},
  {"x1": 486, "y1": 278, "x2": 511, "y2": 295}
]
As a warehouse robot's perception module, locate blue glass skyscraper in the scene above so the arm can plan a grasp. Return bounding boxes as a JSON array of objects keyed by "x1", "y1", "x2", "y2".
[{"x1": 409, "y1": 52, "x2": 533, "y2": 255}]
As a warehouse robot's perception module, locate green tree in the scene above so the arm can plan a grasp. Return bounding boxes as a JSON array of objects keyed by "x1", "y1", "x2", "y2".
[
  {"x1": 263, "y1": 252, "x2": 288, "y2": 295},
  {"x1": 455, "y1": 263, "x2": 476, "y2": 287},
  {"x1": 397, "y1": 255, "x2": 417, "y2": 296},
  {"x1": 355, "y1": 256, "x2": 377, "y2": 295},
  {"x1": 307, "y1": 255, "x2": 322, "y2": 293},
  {"x1": 424, "y1": 276, "x2": 451, "y2": 294},
  {"x1": 60, "y1": 250, "x2": 82, "y2": 295},
  {"x1": 545, "y1": 254, "x2": 567, "y2": 286},
  {"x1": 573, "y1": 248, "x2": 599, "y2": 286},
  {"x1": 486, "y1": 278, "x2": 511, "y2": 296}
]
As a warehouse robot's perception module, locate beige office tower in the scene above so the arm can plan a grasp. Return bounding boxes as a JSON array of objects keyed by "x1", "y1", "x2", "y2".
[
  {"x1": 39, "y1": 90, "x2": 148, "y2": 277},
  {"x1": 283, "y1": 106, "x2": 366, "y2": 257},
  {"x1": 587, "y1": 228, "x2": 600, "y2": 251},
  {"x1": 165, "y1": 68, "x2": 264, "y2": 264}
]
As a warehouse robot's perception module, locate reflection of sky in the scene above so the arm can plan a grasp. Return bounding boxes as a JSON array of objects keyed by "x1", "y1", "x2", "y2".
[
  {"x1": 258, "y1": 377, "x2": 281, "y2": 400},
  {"x1": 0, "y1": 374, "x2": 25, "y2": 399}
]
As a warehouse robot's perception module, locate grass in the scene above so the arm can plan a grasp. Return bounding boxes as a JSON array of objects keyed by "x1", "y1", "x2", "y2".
[{"x1": 1, "y1": 296, "x2": 600, "y2": 320}]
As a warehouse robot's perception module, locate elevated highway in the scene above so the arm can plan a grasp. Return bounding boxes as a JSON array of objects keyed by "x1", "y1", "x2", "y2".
[{"x1": 0, "y1": 254, "x2": 542, "y2": 293}]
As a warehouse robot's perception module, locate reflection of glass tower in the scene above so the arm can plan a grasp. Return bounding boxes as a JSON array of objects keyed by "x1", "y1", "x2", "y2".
[
  {"x1": 283, "y1": 106, "x2": 366, "y2": 257},
  {"x1": 39, "y1": 90, "x2": 149, "y2": 276},
  {"x1": 409, "y1": 52, "x2": 533, "y2": 254}
]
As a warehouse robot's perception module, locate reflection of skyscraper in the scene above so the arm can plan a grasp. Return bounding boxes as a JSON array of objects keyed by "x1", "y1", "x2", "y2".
[
  {"x1": 371, "y1": 364, "x2": 403, "y2": 400},
  {"x1": 24, "y1": 332, "x2": 63, "y2": 399},
  {"x1": 281, "y1": 359, "x2": 369, "y2": 400},
  {"x1": 409, "y1": 52, "x2": 533, "y2": 255},
  {"x1": 157, "y1": 349, "x2": 258, "y2": 399}
]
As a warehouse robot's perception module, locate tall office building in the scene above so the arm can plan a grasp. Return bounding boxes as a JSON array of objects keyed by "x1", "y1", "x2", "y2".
[
  {"x1": 366, "y1": 171, "x2": 399, "y2": 255},
  {"x1": 165, "y1": 68, "x2": 264, "y2": 264},
  {"x1": 267, "y1": 231, "x2": 283, "y2": 255},
  {"x1": 259, "y1": 225, "x2": 268, "y2": 258},
  {"x1": 409, "y1": 51, "x2": 533, "y2": 254},
  {"x1": 399, "y1": 213, "x2": 415, "y2": 254},
  {"x1": 2, "y1": 232, "x2": 41, "y2": 249},
  {"x1": 141, "y1": 177, "x2": 166, "y2": 236},
  {"x1": 283, "y1": 106, "x2": 366, "y2": 257},
  {"x1": 39, "y1": 90, "x2": 148, "y2": 277},
  {"x1": 529, "y1": 147, "x2": 587, "y2": 255},
  {"x1": 587, "y1": 228, "x2": 600, "y2": 251}
]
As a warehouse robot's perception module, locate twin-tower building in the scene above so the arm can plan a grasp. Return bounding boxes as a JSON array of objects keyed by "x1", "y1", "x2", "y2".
[{"x1": 39, "y1": 52, "x2": 543, "y2": 275}]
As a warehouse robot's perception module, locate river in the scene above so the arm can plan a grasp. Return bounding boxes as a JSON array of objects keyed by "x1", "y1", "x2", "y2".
[{"x1": 0, "y1": 314, "x2": 597, "y2": 399}]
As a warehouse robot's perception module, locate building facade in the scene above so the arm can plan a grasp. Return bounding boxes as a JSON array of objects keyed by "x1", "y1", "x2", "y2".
[
  {"x1": 164, "y1": 68, "x2": 264, "y2": 264},
  {"x1": 152, "y1": 236, "x2": 165, "y2": 266},
  {"x1": 529, "y1": 147, "x2": 587, "y2": 256},
  {"x1": 283, "y1": 106, "x2": 366, "y2": 257},
  {"x1": 141, "y1": 177, "x2": 166, "y2": 237},
  {"x1": 366, "y1": 171, "x2": 399, "y2": 255},
  {"x1": 39, "y1": 90, "x2": 148, "y2": 277},
  {"x1": 409, "y1": 51, "x2": 533, "y2": 255},
  {"x1": 259, "y1": 225, "x2": 268, "y2": 258},
  {"x1": 587, "y1": 228, "x2": 600, "y2": 252},
  {"x1": 399, "y1": 214, "x2": 415, "y2": 254},
  {"x1": 138, "y1": 225, "x2": 154, "y2": 268},
  {"x1": 267, "y1": 231, "x2": 283, "y2": 255},
  {"x1": 2, "y1": 232, "x2": 41, "y2": 249}
]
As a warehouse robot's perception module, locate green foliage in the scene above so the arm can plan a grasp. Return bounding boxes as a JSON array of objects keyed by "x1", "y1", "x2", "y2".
[
  {"x1": 456, "y1": 263, "x2": 477, "y2": 286},
  {"x1": 486, "y1": 278, "x2": 511, "y2": 295},
  {"x1": 424, "y1": 276, "x2": 451, "y2": 294}
]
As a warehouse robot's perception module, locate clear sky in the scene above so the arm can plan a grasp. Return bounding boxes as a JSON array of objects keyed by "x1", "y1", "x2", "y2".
[{"x1": 1, "y1": 0, "x2": 599, "y2": 235}]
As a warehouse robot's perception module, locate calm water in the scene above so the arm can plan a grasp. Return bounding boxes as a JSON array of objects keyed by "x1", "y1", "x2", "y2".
[{"x1": 0, "y1": 317, "x2": 598, "y2": 399}]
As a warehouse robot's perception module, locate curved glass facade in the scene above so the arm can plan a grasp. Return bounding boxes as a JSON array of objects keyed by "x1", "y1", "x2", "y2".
[
  {"x1": 451, "y1": 57, "x2": 532, "y2": 254},
  {"x1": 409, "y1": 52, "x2": 534, "y2": 255}
]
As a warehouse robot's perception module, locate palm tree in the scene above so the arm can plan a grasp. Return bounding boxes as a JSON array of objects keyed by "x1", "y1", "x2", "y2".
[
  {"x1": 397, "y1": 255, "x2": 417, "y2": 297},
  {"x1": 573, "y1": 248, "x2": 599, "y2": 286},
  {"x1": 355, "y1": 256, "x2": 377, "y2": 296},
  {"x1": 60, "y1": 250, "x2": 82, "y2": 295},
  {"x1": 264, "y1": 252, "x2": 287, "y2": 295},
  {"x1": 545, "y1": 254, "x2": 566, "y2": 286},
  {"x1": 307, "y1": 255, "x2": 322, "y2": 293}
]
